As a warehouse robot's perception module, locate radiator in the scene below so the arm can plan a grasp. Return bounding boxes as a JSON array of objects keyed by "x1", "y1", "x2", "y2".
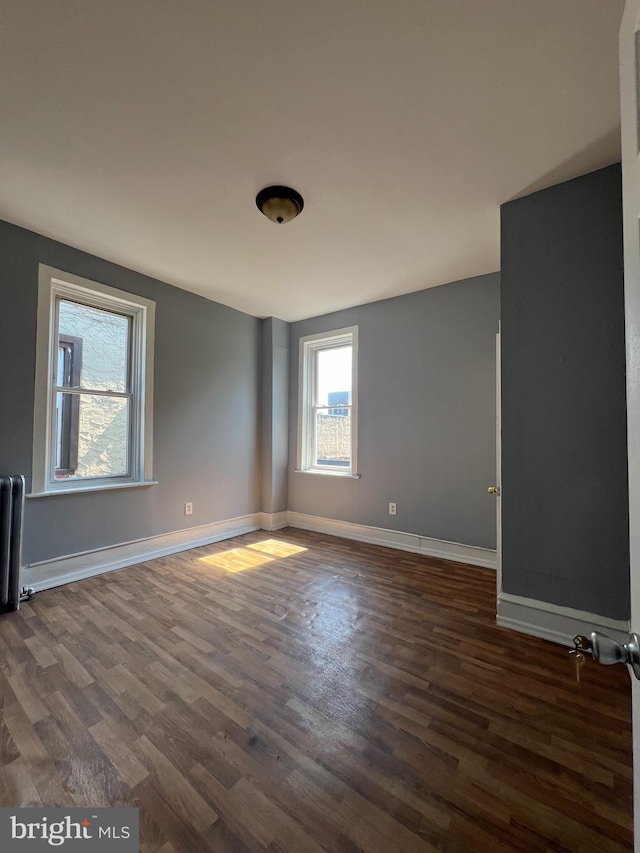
[{"x1": 0, "y1": 474, "x2": 25, "y2": 613}]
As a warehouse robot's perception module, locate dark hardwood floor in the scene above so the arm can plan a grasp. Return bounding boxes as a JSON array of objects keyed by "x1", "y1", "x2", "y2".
[{"x1": 0, "y1": 528, "x2": 633, "y2": 852}]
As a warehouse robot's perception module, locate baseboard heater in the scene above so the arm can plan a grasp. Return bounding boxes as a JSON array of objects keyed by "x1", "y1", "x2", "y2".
[{"x1": 0, "y1": 475, "x2": 34, "y2": 614}]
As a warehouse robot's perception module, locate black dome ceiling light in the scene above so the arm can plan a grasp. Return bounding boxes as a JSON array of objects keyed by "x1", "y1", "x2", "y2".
[{"x1": 256, "y1": 185, "x2": 304, "y2": 224}]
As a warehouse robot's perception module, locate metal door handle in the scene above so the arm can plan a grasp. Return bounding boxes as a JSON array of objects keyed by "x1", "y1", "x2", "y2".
[
  {"x1": 573, "y1": 632, "x2": 640, "y2": 680},
  {"x1": 592, "y1": 632, "x2": 640, "y2": 679},
  {"x1": 488, "y1": 486, "x2": 500, "y2": 495}
]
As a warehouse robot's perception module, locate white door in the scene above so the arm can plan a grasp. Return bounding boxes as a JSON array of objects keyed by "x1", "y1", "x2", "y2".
[{"x1": 620, "y1": 2, "x2": 640, "y2": 844}]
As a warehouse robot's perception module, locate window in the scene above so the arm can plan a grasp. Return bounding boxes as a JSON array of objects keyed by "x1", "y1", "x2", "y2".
[
  {"x1": 297, "y1": 326, "x2": 358, "y2": 476},
  {"x1": 32, "y1": 266, "x2": 155, "y2": 494}
]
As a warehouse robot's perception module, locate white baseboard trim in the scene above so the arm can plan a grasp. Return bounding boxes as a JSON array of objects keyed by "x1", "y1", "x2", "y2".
[
  {"x1": 259, "y1": 511, "x2": 289, "y2": 532},
  {"x1": 23, "y1": 513, "x2": 263, "y2": 593},
  {"x1": 497, "y1": 591, "x2": 630, "y2": 646},
  {"x1": 20, "y1": 509, "x2": 495, "y2": 594},
  {"x1": 285, "y1": 511, "x2": 497, "y2": 569}
]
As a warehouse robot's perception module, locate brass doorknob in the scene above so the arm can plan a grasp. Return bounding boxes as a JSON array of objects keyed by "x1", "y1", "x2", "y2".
[{"x1": 488, "y1": 486, "x2": 500, "y2": 495}]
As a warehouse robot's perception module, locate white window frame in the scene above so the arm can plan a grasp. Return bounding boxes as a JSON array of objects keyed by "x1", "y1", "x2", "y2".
[
  {"x1": 297, "y1": 325, "x2": 359, "y2": 477},
  {"x1": 31, "y1": 265, "x2": 155, "y2": 495}
]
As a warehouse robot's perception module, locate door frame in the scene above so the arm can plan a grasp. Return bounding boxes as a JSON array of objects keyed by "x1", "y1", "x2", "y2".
[
  {"x1": 496, "y1": 327, "x2": 502, "y2": 598},
  {"x1": 619, "y1": 1, "x2": 640, "y2": 845}
]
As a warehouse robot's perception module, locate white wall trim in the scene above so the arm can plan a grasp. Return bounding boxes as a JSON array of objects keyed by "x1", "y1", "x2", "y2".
[
  {"x1": 497, "y1": 591, "x2": 631, "y2": 646},
  {"x1": 259, "y1": 511, "x2": 289, "y2": 531},
  {"x1": 285, "y1": 511, "x2": 497, "y2": 569},
  {"x1": 23, "y1": 513, "x2": 262, "y2": 592},
  {"x1": 21, "y1": 509, "x2": 497, "y2": 594}
]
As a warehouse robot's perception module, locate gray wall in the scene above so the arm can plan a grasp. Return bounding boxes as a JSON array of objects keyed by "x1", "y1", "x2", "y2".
[
  {"x1": 288, "y1": 274, "x2": 500, "y2": 550},
  {"x1": 501, "y1": 164, "x2": 629, "y2": 619},
  {"x1": 0, "y1": 220, "x2": 262, "y2": 566},
  {"x1": 260, "y1": 317, "x2": 289, "y2": 514}
]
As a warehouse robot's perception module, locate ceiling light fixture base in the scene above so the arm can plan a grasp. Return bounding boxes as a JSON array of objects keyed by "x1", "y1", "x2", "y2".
[{"x1": 256, "y1": 185, "x2": 304, "y2": 224}]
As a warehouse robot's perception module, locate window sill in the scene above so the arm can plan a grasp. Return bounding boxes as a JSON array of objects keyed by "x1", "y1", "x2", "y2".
[
  {"x1": 28, "y1": 480, "x2": 158, "y2": 498},
  {"x1": 294, "y1": 469, "x2": 361, "y2": 479}
]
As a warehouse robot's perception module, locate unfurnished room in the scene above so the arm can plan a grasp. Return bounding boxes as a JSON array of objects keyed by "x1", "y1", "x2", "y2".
[{"x1": 0, "y1": 1, "x2": 639, "y2": 851}]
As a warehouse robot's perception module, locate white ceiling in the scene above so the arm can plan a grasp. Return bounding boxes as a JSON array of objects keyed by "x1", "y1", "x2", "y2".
[{"x1": 0, "y1": 0, "x2": 624, "y2": 321}]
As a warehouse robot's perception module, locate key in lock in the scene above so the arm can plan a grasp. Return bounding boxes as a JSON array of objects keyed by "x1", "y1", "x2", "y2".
[
  {"x1": 569, "y1": 649, "x2": 585, "y2": 684},
  {"x1": 568, "y1": 635, "x2": 592, "y2": 685}
]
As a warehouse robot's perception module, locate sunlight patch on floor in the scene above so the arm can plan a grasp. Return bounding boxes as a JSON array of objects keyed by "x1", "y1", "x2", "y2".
[
  {"x1": 198, "y1": 548, "x2": 274, "y2": 572},
  {"x1": 247, "y1": 539, "x2": 308, "y2": 558}
]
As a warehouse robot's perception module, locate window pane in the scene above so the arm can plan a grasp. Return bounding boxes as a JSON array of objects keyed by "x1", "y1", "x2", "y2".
[
  {"x1": 54, "y1": 390, "x2": 65, "y2": 469},
  {"x1": 58, "y1": 300, "x2": 129, "y2": 392},
  {"x1": 316, "y1": 346, "x2": 351, "y2": 408},
  {"x1": 56, "y1": 345, "x2": 67, "y2": 387},
  {"x1": 314, "y1": 409, "x2": 351, "y2": 468},
  {"x1": 54, "y1": 393, "x2": 129, "y2": 480},
  {"x1": 54, "y1": 388, "x2": 79, "y2": 473}
]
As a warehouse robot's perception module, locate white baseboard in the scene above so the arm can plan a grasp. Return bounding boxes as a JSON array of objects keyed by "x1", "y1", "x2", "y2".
[
  {"x1": 22, "y1": 509, "x2": 496, "y2": 595},
  {"x1": 285, "y1": 511, "x2": 497, "y2": 569},
  {"x1": 497, "y1": 591, "x2": 630, "y2": 646},
  {"x1": 259, "y1": 511, "x2": 289, "y2": 532},
  {"x1": 23, "y1": 513, "x2": 263, "y2": 593}
]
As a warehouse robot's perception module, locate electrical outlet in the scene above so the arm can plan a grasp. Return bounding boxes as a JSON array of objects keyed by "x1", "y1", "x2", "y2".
[
  {"x1": 389, "y1": 502, "x2": 397, "y2": 516},
  {"x1": 184, "y1": 502, "x2": 193, "y2": 516}
]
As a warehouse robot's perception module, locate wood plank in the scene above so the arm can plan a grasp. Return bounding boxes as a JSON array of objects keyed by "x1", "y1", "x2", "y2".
[{"x1": 135, "y1": 735, "x2": 219, "y2": 833}]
